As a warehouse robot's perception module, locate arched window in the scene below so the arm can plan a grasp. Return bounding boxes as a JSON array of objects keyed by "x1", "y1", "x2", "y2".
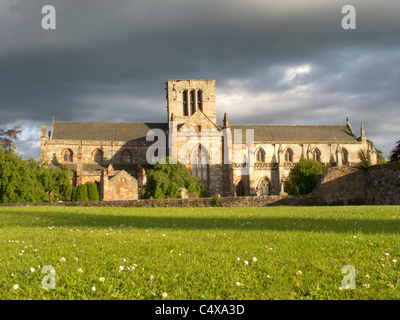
[
  {"x1": 284, "y1": 148, "x2": 294, "y2": 162},
  {"x1": 236, "y1": 181, "x2": 245, "y2": 196},
  {"x1": 256, "y1": 148, "x2": 265, "y2": 162},
  {"x1": 93, "y1": 149, "x2": 103, "y2": 163},
  {"x1": 121, "y1": 150, "x2": 131, "y2": 163},
  {"x1": 197, "y1": 90, "x2": 203, "y2": 112},
  {"x1": 341, "y1": 148, "x2": 349, "y2": 165},
  {"x1": 62, "y1": 149, "x2": 73, "y2": 162},
  {"x1": 312, "y1": 148, "x2": 322, "y2": 162},
  {"x1": 190, "y1": 90, "x2": 196, "y2": 115},
  {"x1": 257, "y1": 177, "x2": 272, "y2": 196},
  {"x1": 191, "y1": 145, "x2": 209, "y2": 186},
  {"x1": 183, "y1": 90, "x2": 189, "y2": 116}
]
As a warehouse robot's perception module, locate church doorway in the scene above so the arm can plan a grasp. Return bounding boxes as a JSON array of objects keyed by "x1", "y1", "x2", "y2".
[
  {"x1": 236, "y1": 181, "x2": 245, "y2": 196},
  {"x1": 257, "y1": 177, "x2": 272, "y2": 196}
]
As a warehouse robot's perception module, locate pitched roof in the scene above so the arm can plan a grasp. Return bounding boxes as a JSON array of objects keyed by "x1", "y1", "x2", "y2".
[
  {"x1": 51, "y1": 121, "x2": 168, "y2": 142},
  {"x1": 222, "y1": 125, "x2": 357, "y2": 143},
  {"x1": 50, "y1": 121, "x2": 357, "y2": 143}
]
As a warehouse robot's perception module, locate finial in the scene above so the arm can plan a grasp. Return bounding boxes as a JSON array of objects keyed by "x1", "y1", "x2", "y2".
[{"x1": 223, "y1": 113, "x2": 229, "y2": 127}]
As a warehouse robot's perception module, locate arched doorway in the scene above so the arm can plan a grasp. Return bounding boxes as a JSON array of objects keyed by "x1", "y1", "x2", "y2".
[
  {"x1": 236, "y1": 181, "x2": 245, "y2": 196},
  {"x1": 257, "y1": 177, "x2": 272, "y2": 196}
]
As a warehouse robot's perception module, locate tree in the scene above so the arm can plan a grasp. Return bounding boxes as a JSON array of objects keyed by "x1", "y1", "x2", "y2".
[
  {"x1": 0, "y1": 147, "x2": 47, "y2": 203},
  {"x1": 284, "y1": 158, "x2": 327, "y2": 195},
  {"x1": 0, "y1": 125, "x2": 22, "y2": 149},
  {"x1": 390, "y1": 140, "x2": 400, "y2": 162},
  {"x1": 0, "y1": 146, "x2": 72, "y2": 203},
  {"x1": 143, "y1": 157, "x2": 209, "y2": 199},
  {"x1": 357, "y1": 149, "x2": 372, "y2": 169},
  {"x1": 36, "y1": 163, "x2": 72, "y2": 201}
]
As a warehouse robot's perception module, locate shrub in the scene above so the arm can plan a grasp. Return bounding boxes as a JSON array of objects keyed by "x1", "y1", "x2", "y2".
[
  {"x1": 71, "y1": 187, "x2": 77, "y2": 202},
  {"x1": 211, "y1": 197, "x2": 221, "y2": 207},
  {"x1": 86, "y1": 182, "x2": 99, "y2": 201},
  {"x1": 75, "y1": 184, "x2": 89, "y2": 202},
  {"x1": 358, "y1": 149, "x2": 372, "y2": 169},
  {"x1": 284, "y1": 158, "x2": 327, "y2": 195}
]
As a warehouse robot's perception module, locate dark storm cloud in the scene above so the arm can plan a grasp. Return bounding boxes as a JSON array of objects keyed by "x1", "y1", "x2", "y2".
[{"x1": 0, "y1": 0, "x2": 399, "y2": 159}]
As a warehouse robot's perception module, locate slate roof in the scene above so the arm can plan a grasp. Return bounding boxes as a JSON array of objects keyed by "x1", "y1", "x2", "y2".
[
  {"x1": 51, "y1": 121, "x2": 168, "y2": 142},
  {"x1": 223, "y1": 125, "x2": 357, "y2": 143},
  {"x1": 51, "y1": 121, "x2": 357, "y2": 143}
]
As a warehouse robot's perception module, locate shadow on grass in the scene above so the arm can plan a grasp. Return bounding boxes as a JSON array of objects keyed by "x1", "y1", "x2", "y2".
[{"x1": 0, "y1": 207, "x2": 399, "y2": 234}]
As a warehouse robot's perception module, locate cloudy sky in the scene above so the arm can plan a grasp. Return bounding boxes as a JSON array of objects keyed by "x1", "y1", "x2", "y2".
[{"x1": 1, "y1": 0, "x2": 399, "y2": 160}]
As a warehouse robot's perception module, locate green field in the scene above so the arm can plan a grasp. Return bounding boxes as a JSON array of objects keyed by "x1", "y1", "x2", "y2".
[{"x1": 0, "y1": 205, "x2": 399, "y2": 300}]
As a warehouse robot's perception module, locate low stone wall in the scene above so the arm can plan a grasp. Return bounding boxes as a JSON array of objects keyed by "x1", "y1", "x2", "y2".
[{"x1": 0, "y1": 194, "x2": 312, "y2": 208}]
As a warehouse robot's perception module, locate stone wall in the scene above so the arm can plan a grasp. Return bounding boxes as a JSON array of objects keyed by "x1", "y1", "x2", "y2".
[
  {"x1": 310, "y1": 166, "x2": 367, "y2": 205},
  {"x1": 0, "y1": 194, "x2": 310, "y2": 208},
  {"x1": 103, "y1": 170, "x2": 139, "y2": 201},
  {"x1": 366, "y1": 162, "x2": 400, "y2": 205},
  {"x1": 309, "y1": 162, "x2": 400, "y2": 205}
]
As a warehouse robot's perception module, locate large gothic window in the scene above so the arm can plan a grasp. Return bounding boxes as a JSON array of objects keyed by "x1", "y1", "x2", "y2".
[
  {"x1": 257, "y1": 177, "x2": 272, "y2": 196},
  {"x1": 183, "y1": 89, "x2": 203, "y2": 116},
  {"x1": 191, "y1": 145, "x2": 209, "y2": 186},
  {"x1": 256, "y1": 148, "x2": 265, "y2": 162}
]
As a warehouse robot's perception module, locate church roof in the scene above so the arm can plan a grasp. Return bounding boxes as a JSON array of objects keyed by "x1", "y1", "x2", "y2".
[
  {"x1": 223, "y1": 125, "x2": 358, "y2": 143},
  {"x1": 51, "y1": 121, "x2": 357, "y2": 143},
  {"x1": 51, "y1": 121, "x2": 168, "y2": 142}
]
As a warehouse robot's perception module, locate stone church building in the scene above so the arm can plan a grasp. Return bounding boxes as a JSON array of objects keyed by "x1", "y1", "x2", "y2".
[{"x1": 39, "y1": 79, "x2": 377, "y2": 200}]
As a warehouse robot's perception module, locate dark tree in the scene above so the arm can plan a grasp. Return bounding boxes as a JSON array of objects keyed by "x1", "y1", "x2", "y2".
[
  {"x1": 284, "y1": 158, "x2": 328, "y2": 195},
  {"x1": 0, "y1": 125, "x2": 22, "y2": 149},
  {"x1": 390, "y1": 140, "x2": 400, "y2": 162}
]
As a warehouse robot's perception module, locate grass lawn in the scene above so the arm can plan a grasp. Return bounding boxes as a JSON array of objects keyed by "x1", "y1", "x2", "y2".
[{"x1": 0, "y1": 205, "x2": 399, "y2": 300}]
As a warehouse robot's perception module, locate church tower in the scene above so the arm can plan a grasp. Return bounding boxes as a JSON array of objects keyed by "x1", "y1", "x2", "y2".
[{"x1": 166, "y1": 79, "x2": 216, "y2": 125}]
